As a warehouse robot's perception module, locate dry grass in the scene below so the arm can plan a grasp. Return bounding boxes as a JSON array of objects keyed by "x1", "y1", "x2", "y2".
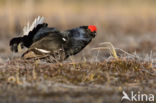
[{"x1": 0, "y1": 58, "x2": 155, "y2": 103}]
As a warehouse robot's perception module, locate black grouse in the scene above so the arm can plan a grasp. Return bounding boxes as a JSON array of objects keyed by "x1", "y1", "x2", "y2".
[{"x1": 10, "y1": 16, "x2": 97, "y2": 62}]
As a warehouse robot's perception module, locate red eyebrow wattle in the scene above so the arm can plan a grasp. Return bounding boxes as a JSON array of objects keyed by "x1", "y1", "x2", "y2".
[{"x1": 88, "y1": 25, "x2": 97, "y2": 32}]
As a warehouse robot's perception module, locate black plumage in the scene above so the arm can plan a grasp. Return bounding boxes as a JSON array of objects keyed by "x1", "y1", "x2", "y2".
[
  {"x1": 9, "y1": 17, "x2": 97, "y2": 62},
  {"x1": 63, "y1": 26, "x2": 96, "y2": 57}
]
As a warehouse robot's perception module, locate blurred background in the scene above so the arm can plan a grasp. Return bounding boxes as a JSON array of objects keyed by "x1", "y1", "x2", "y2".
[{"x1": 0, "y1": 0, "x2": 156, "y2": 61}]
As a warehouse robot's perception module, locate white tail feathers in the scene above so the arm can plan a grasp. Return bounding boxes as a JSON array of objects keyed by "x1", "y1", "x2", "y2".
[{"x1": 23, "y1": 16, "x2": 45, "y2": 35}]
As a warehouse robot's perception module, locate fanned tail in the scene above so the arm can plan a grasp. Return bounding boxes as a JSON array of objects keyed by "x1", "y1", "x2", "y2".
[
  {"x1": 23, "y1": 16, "x2": 45, "y2": 36},
  {"x1": 9, "y1": 37, "x2": 23, "y2": 52},
  {"x1": 9, "y1": 16, "x2": 47, "y2": 52}
]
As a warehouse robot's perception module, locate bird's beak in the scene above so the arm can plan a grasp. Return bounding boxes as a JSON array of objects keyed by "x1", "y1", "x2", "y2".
[{"x1": 91, "y1": 32, "x2": 96, "y2": 38}]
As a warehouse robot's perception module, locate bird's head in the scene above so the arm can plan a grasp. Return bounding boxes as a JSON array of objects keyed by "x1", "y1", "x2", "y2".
[
  {"x1": 88, "y1": 25, "x2": 97, "y2": 37},
  {"x1": 80, "y1": 25, "x2": 97, "y2": 38},
  {"x1": 88, "y1": 25, "x2": 97, "y2": 32}
]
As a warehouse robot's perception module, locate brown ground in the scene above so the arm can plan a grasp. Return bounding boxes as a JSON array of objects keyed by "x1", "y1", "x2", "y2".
[{"x1": 0, "y1": 58, "x2": 155, "y2": 103}]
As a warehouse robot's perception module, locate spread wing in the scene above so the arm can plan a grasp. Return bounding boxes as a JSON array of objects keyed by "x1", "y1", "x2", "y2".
[
  {"x1": 32, "y1": 27, "x2": 60, "y2": 42},
  {"x1": 22, "y1": 32, "x2": 66, "y2": 61}
]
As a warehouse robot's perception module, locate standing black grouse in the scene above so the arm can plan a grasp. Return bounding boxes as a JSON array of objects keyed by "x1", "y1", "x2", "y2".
[{"x1": 10, "y1": 16, "x2": 97, "y2": 62}]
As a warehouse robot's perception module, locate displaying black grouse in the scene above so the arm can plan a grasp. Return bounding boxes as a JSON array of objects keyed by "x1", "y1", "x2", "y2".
[{"x1": 10, "y1": 16, "x2": 97, "y2": 62}]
